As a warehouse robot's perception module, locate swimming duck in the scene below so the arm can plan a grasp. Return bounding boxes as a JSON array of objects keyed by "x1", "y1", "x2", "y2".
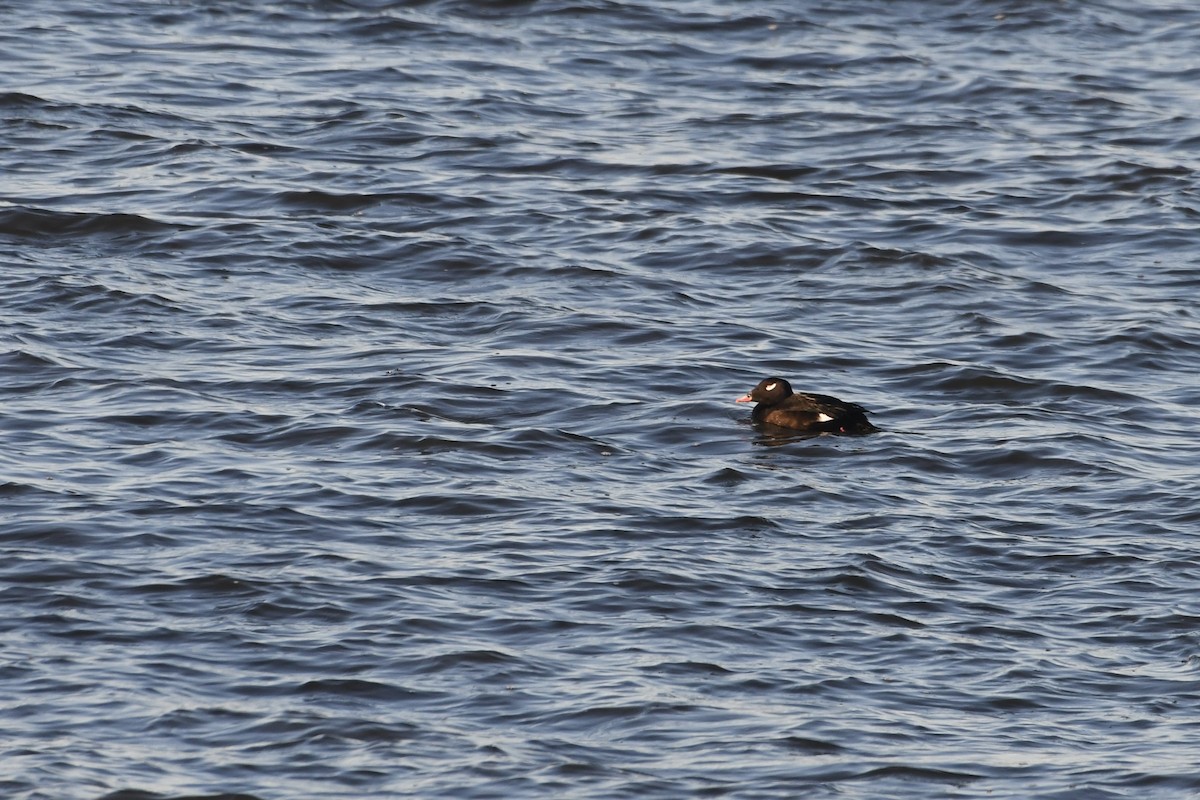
[{"x1": 736, "y1": 377, "x2": 877, "y2": 435}]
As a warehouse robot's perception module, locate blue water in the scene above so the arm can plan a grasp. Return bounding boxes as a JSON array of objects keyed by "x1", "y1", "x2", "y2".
[{"x1": 3, "y1": 2, "x2": 1200, "y2": 798}]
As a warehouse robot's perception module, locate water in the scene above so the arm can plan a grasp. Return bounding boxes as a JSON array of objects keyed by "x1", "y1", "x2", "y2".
[{"x1": 3, "y1": 2, "x2": 1200, "y2": 798}]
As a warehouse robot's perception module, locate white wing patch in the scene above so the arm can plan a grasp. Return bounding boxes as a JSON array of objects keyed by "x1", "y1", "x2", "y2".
[
  {"x1": 816, "y1": 412, "x2": 834, "y2": 423},
  {"x1": 765, "y1": 382, "x2": 777, "y2": 391}
]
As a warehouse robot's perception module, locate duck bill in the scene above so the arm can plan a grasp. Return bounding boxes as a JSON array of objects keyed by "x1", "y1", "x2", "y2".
[{"x1": 735, "y1": 393, "x2": 753, "y2": 403}]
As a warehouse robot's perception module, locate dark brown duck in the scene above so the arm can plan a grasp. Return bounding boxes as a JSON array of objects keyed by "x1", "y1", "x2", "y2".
[{"x1": 736, "y1": 377, "x2": 877, "y2": 435}]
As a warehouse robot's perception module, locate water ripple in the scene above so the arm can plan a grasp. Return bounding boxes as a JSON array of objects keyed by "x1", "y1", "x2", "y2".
[{"x1": 4, "y1": 1, "x2": 1200, "y2": 798}]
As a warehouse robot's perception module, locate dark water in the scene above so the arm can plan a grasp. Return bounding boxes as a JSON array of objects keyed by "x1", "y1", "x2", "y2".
[{"x1": 3, "y1": 2, "x2": 1200, "y2": 798}]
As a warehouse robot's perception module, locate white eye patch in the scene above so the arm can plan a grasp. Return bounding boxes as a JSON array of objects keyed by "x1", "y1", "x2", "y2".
[
  {"x1": 817, "y1": 412, "x2": 834, "y2": 422},
  {"x1": 765, "y1": 382, "x2": 777, "y2": 391}
]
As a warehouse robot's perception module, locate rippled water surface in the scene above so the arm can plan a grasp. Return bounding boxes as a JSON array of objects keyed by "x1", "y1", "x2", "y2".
[{"x1": 3, "y1": 2, "x2": 1200, "y2": 798}]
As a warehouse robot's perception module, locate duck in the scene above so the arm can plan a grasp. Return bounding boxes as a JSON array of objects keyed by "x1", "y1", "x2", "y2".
[{"x1": 736, "y1": 377, "x2": 877, "y2": 435}]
